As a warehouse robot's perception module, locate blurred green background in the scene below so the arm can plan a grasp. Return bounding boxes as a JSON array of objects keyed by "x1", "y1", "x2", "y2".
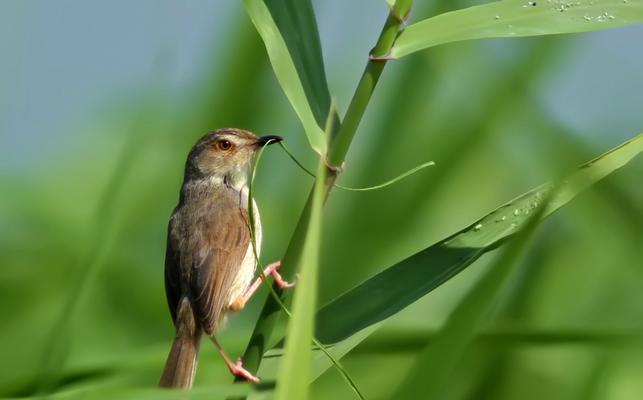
[{"x1": 1, "y1": 1, "x2": 642, "y2": 399}]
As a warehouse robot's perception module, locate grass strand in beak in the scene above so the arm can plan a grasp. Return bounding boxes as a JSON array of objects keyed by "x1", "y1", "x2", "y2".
[
  {"x1": 246, "y1": 140, "x2": 365, "y2": 400},
  {"x1": 278, "y1": 141, "x2": 435, "y2": 192}
]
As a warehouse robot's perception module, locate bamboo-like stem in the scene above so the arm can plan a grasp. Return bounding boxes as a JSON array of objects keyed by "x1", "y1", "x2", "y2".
[
  {"x1": 329, "y1": 0, "x2": 412, "y2": 166},
  {"x1": 237, "y1": 0, "x2": 414, "y2": 377}
]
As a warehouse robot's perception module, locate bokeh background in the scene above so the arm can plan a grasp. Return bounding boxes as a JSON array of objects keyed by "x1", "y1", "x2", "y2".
[{"x1": 1, "y1": 1, "x2": 642, "y2": 399}]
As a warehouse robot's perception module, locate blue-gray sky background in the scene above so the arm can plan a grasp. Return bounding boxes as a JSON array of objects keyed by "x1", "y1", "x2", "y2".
[{"x1": 2, "y1": 1, "x2": 642, "y2": 175}]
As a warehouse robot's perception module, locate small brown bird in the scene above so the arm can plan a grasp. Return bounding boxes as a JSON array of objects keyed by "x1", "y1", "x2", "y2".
[{"x1": 159, "y1": 128, "x2": 292, "y2": 388}]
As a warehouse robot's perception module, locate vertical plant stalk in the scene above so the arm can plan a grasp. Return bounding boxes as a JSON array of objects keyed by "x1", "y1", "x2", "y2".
[
  {"x1": 246, "y1": 141, "x2": 364, "y2": 399},
  {"x1": 328, "y1": 0, "x2": 412, "y2": 167},
  {"x1": 274, "y1": 152, "x2": 326, "y2": 400},
  {"x1": 238, "y1": 0, "x2": 414, "y2": 377}
]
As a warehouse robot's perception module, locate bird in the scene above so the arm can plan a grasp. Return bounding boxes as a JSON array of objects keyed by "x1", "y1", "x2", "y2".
[{"x1": 159, "y1": 128, "x2": 293, "y2": 388}]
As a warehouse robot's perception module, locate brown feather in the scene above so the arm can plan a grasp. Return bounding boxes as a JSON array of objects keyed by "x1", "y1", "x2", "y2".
[
  {"x1": 159, "y1": 298, "x2": 201, "y2": 388},
  {"x1": 164, "y1": 217, "x2": 182, "y2": 323},
  {"x1": 161, "y1": 128, "x2": 271, "y2": 388},
  {"x1": 167, "y1": 182, "x2": 251, "y2": 335}
]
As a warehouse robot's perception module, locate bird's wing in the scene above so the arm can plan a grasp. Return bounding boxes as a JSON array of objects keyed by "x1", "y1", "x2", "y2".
[
  {"x1": 189, "y1": 189, "x2": 252, "y2": 335},
  {"x1": 164, "y1": 213, "x2": 182, "y2": 325}
]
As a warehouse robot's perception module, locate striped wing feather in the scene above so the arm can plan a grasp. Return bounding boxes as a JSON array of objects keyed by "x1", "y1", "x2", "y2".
[{"x1": 165, "y1": 188, "x2": 251, "y2": 335}]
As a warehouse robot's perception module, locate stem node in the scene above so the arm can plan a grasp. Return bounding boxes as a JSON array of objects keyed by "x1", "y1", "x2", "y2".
[
  {"x1": 324, "y1": 158, "x2": 345, "y2": 175},
  {"x1": 368, "y1": 52, "x2": 396, "y2": 62}
]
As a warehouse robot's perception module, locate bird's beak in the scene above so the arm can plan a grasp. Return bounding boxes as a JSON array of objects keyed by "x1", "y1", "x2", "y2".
[{"x1": 255, "y1": 134, "x2": 283, "y2": 147}]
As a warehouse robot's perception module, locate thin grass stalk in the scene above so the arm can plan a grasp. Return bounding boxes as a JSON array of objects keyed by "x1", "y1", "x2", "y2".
[
  {"x1": 245, "y1": 139, "x2": 364, "y2": 399},
  {"x1": 238, "y1": 0, "x2": 415, "y2": 377},
  {"x1": 328, "y1": 0, "x2": 413, "y2": 167}
]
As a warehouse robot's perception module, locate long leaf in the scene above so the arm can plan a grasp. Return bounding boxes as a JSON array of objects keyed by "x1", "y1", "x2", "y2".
[
  {"x1": 264, "y1": 0, "x2": 333, "y2": 127},
  {"x1": 391, "y1": 0, "x2": 643, "y2": 58},
  {"x1": 273, "y1": 131, "x2": 328, "y2": 400},
  {"x1": 10, "y1": 384, "x2": 256, "y2": 400},
  {"x1": 315, "y1": 133, "x2": 643, "y2": 344},
  {"x1": 243, "y1": 0, "x2": 327, "y2": 154},
  {"x1": 238, "y1": 0, "x2": 412, "y2": 378},
  {"x1": 394, "y1": 185, "x2": 552, "y2": 399},
  {"x1": 349, "y1": 326, "x2": 643, "y2": 353}
]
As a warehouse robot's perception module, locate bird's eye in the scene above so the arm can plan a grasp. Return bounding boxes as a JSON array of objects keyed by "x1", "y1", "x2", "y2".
[{"x1": 217, "y1": 139, "x2": 233, "y2": 151}]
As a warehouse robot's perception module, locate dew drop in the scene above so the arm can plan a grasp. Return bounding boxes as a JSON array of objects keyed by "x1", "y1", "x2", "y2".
[
  {"x1": 587, "y1": 11, "x2": 615, "y2": 22},
  {"x1": 474, "y1": 223, "x2": 483, "y2": 231},
  {"x1": 549, "y1": 0, "x2": 579, "y2": 12},
  {"x1": 494, "y1": 14, "x2": 501, "y2": 20},
  {"x1": 513, "y1": 209, "x2": 521, "y2": 216}
]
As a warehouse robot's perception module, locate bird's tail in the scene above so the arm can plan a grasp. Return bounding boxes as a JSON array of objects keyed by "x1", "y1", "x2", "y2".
[{"x1": 159, "y1": 297, "x2": 202, "y2": 389}]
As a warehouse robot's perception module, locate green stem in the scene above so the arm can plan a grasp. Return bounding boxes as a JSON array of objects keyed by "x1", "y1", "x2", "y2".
[
  {"x1": 237, "y1": 189, "x2": 313, "y2": 376},
  {"x1": 238, "y1": 0, "x2": 414, "y2": 377},
  {"x1": 328, "y1": 0, "x2": 413, "y2": 166}
]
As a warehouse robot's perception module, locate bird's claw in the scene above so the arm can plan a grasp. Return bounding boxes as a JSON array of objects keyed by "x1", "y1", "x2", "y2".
[{"x1": 230, "y1": 358, "x2": 260, "y2": 384}]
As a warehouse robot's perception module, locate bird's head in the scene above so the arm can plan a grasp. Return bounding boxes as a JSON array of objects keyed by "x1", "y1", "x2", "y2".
[{"x1": 184, "y1": 128, "x2": 282, "y2": 189}]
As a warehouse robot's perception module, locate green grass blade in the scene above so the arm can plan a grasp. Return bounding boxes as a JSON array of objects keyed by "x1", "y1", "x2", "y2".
[
  {"x1": 309, "y1": 337, "x2": 365, "y2": 400},
  {"x1": 261, "y1": 325, "x2": 379, "y2": 382},
  {"x1": 243, "y1": 0, "x2": 327, "y2": 154},
  {"x1": 264, "y1": 0, "x2": 333, "y2": 127},
  {"x1": 349, "y1": 326, "x2": 643, "y2": 353},
  {"x1": 391, "y1": 0, "x2": 643, "y2": 58},
  {"x1": 247, "y1": 135, "x2": 363, "y2": 399},
  {"x1": 315, "y1": 133, "x2": 643, "y2": 344},
  {"x1": 393, "y1": 188, "x2": 552, "y2": 399},
  {"x1": 9, "y1": 384, "x2": 256, "y2": 400},
  {"x1": 238, "y1": 1, "x2": 410, "y2": 377},
  {"x1": 273, "y1": 135, "x2": 328, "y2": 400}
]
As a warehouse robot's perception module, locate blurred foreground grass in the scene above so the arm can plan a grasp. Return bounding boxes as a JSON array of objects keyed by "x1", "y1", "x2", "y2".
[{"x1": 1, "y1": 1, "x2": 642, "y2": 399}]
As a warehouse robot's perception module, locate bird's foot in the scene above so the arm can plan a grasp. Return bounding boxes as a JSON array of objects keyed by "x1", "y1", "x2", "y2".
[
  {"x1": 270, "y1": 264, "x2": 296, "y2": 289},
  {"x1": 230, "y1": 261, "x2": 296, "y2": 312},
  {"x1": 228, "y1": 358, "x2": 260, "y2": 384}
]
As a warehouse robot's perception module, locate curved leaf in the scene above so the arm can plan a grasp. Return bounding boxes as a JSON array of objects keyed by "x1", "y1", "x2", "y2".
[
  {"x1": 391, "y1": 0, "x2": 643, "y2": 58},
  {"x1": 315, "y1": 133, "x2": 643, "y2": 344},
  {"x1": 274, "y1": 117, "x2": 330, "y2": 400},
  {"x1": 264, "y1": 0, "x2": 333, "y2": 127},
  {"x1": 243, "y1": 0, "x2": 327, "y2": 154},
  {"x1": 394, "y1": 187, "x2": 551, "y2": 399}
]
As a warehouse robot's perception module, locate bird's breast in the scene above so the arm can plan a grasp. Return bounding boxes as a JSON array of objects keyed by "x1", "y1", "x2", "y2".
[{"x1": 227, "y1": 193, "x2": 262, "y2": 307}]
